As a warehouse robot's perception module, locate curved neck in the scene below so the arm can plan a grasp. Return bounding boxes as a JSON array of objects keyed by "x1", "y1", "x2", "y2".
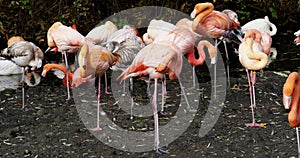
[
  {"x1": 187, "y1": 40, "x2": 216, "y2": 66},
  {"x1": 191, "y1": 3, "x2": 214, "y2": 32},
  {"x1": 283, "y1": 72, "x2": 299, "y2": 96},
  {"x1": 288, "y1": 77, "x2": 300, "y2": 128}
]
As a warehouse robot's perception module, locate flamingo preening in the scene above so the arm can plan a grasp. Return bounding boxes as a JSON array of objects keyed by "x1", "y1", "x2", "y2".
[
  {"x1": 42, "y1": 64, "x2": 73, "y2": 88},
  {"x1": 0, "y1": 41, "x2": 44, "y2": 108},
  {"x1": 238, "y1": 29, "x2": 271, "y2": 127},
  {"x1": 283, "y1": 72, "x2": 300, "y2": 157},
  {"x1": 78, "y1": 43, "x2": 120, "y2": 131}
]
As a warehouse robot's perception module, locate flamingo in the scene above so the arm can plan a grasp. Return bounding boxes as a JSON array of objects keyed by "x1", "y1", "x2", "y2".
[
  {"x1": 238, "y1": 29, "x2": 270, "y2": 127},
  {"x1": 294, "y1": 30, "x2": 300, "y2": 45},
  {"x1": 46, "y1": 21, "x2": 92, "y2": 100},
  {"x1": 42, "y1": 64, "x2": 73, "y2": 88},
  {"x1": 282, "y1": 72, "x2": 300, "y2": 157},
  {"x1": 7, "y1": 36, "x2": 25, "y2": 47},
  {"x1": 241, "y1": 16, "x2": 277, "y2": 36},
  {"x1": 78, "y1": 43, "x2": 119, "y2": 131},
  {"x1": 0, "y1": 41, "x2": 44, "y2": 108},
  {"x1": 142, "y1": 19, "x2": 176, "y2": 45},
  {"x1": 117, "y1": 39, "x2": 183, "y2": 154},
  {"x1": 190, "y1": 2, "x2": 239, "y2": 99},
  {"x1": 85, "y1": 21, "x2": 118, "y2": 45}
]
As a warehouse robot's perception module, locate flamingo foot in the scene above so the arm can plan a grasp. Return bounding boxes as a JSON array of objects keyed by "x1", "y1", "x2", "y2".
[
  {"x1": 90, "y1": 127, "x2": 102, "y2": 131},
  {"x1": 160, "y1": 111, "x2": 168, "y2": 116},
  {"x1": 105, "y1": 90, "x2": 112, "y2": 94},
  {"x1": 245, "y1": 122, "x2": 264, "y2": 127},
  {"x1": 156, "y1": 146, "x2": 169, "y2": 154}
]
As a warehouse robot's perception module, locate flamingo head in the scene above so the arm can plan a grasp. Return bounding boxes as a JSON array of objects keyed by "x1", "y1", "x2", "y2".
[{"x1": 190, "y1": 2, "x2": 213, "y2": 19}]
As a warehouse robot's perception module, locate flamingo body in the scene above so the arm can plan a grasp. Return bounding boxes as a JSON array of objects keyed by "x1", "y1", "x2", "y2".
[{"x1": 241, "y1": 16, "x2": 277, "y2": 36}]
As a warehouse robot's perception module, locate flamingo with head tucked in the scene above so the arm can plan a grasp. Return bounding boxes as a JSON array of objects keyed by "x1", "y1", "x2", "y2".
[
  {"x1": 190, "y1": 2, "x2": 240, "y2": 98},
  {"x1": 0, "y1": 41, "x2": 44, "y2": 108},
  {"x1": 46, "y1": 21, "x2": 92, "y2": 100},
  {"x1": 238, "y1": 29, "x2": 271, "y2": 127},
  {"x1": 78, "y1": 43, "x2": 119, "y2": 131}
]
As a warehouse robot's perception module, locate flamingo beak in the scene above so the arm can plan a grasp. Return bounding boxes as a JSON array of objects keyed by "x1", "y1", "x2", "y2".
[
  {"x1": 190, "y1": 9, "x2": 197, "y2": 18},
  {"x1": 294, "y1": 36, "x2": 300, "y2": 46},
  {"x1": 283, "y1": 95, "x2": 292, "y2": 109},
  {"x1": 41, "y1": 70, "x2": 47, "y2": 77}
]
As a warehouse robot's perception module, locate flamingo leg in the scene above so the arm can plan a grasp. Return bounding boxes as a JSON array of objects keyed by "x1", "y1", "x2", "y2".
[
  {"x1": 192, "y1": 65, "x2": 196, "y2": 89},
  {"x1": 90, "y1": 77, "x2": 102, "y2": 131},
  {"x1": 129, "y1": 77, "x2": 134, "y2": 120},
  {"x1": 212, "y1": 39, "x2": 219, "y2": 100},
  {"x1": 122, "y1": 79, "x2": 126, "y2": 96},
  {"x1": 223, "y1": 40, "x2": 231, "y2": 87},
  {"x1": 245, "y1": 70, "x2": 261, "y2": 127},
  {"x1": 62, "y1": 51, "x2": 71, "y2": 100},
  {"x1": 22, "y1": 67, "x2": 25, "y2": 109},
  {"x1": 105, "y1": 72, "x2": 111, "y2": 94},
  {"x1": 178, "y1": 77, "x2": 197, "y2": 112},
  {"x1": 296, "y1": 127, "x2": 300, "y2": 157},
  {"x1": 160, "y1": 79, "x2": 166, "y2": 115},
  {"x1": 153, "y1": 78, "x2": 168, "y2": 154}
]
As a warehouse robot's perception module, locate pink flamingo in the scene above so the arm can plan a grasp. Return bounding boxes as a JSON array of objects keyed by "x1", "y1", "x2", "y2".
[
  {"x1": 85, "y1": 21, "x2": 118, "y2": 45},
  {"x1": 238, "y1": 29, "x2": 271, "y2": 127},
  {"x1": 78, "y1": 43, "x2": 120, "y2": 131},
  {"x1": 46, "y1": 21, "x2": 92, "y2": 100},
  {"x1": 190, "y1": 2, "x2": 239, "y2": 99}
]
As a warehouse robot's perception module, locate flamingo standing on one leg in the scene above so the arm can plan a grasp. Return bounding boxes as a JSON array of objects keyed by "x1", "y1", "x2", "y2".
[
  {"x1": 78, "y1": 44, "x2": 119, "y2": 131},
  {"x1": 238, "y1": 32, "x2": 269, "y2": 127},
  {"x1": 117, "y1": 39, "x2": 183, "y2": 154},
  {"x1": 46, "y1": 21, "x2": 92, "y2": 100},
  {"x1": 0, "y1": 41, "x2": 44, "y2": 108},
  {"x1": 190, "y1": 2, "x2": 239, "y2": 100},
  {"x1": 283, "y1": 72, "x2": 300, "y2": 157}
]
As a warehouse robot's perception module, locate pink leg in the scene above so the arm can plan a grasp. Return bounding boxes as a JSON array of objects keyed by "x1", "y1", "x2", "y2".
[
  {"x1": 90, "y1": 77, "x2": 102, "y2": 131},
  {"x1": 104, "y1": 72, "x2": 111, "y2": 94},
  {"x1": 245, "y1": 70, "x2": 260, "y2": 127},
  {"x1": 160, "y1": 79, "x2": 167, "y2": 115},
  {"x1": 22, "y1": 67, "x2": 25, "y2": 109},
  {"x1": 296, "y1": 127, "x2": 300, "y2": 156},
  {"x1": 62, "y1": 51, "x2": 71, "y2": 100}
]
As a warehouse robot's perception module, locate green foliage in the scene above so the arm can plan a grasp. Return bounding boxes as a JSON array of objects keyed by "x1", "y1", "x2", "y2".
[{"x1": 269, "y1": 7, "x2": 277, "y2": 19}]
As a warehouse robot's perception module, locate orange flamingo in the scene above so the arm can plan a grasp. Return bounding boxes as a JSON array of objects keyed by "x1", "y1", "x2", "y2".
[
  {"x1": 78, "y1": 43, "x2": 119, "y2": 131},
  {"x1": 238, "y1": 29, "x2": 270, "y2": 127},
  {"x1": 283, "y1": 72, "x2": 300, "y2": 156},
  {"x1": 42, "y1": 64, "x2": 73, "y2": 88}
]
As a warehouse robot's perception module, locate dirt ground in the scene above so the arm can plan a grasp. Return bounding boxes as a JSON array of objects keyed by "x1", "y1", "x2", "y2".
[{"x1": 0, "y1": 62, "x2": 298, "y2": 157}]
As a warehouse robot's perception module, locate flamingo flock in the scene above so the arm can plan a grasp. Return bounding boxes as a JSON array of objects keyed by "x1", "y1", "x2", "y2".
[{"x1": 1, "y1": 1, "x2": 300, "y2": 155}]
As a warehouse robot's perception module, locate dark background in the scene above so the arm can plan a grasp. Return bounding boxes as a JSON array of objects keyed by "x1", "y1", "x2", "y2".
[{"x1": 0, "y1": 0, "x2": 299, "y2": 50}]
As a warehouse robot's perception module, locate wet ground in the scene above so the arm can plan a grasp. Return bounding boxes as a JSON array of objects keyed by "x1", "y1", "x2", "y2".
[{"x1": 1, "y1": 32, "x2": 300, "y2": 157}]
